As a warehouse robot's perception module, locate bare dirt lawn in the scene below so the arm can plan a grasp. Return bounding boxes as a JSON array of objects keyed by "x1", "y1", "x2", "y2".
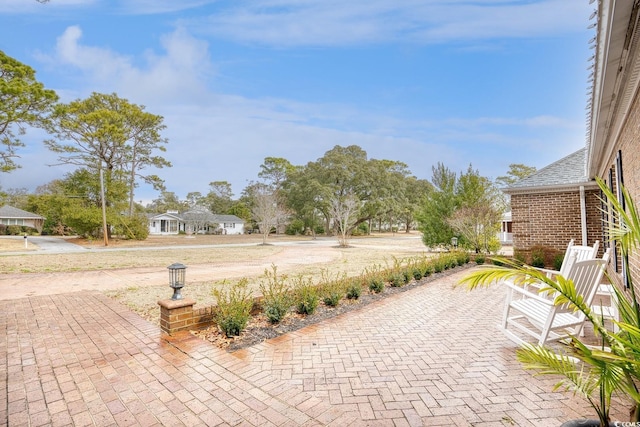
[{"x1": 0, "y1": 232, "x2": 434, "y2": 317}]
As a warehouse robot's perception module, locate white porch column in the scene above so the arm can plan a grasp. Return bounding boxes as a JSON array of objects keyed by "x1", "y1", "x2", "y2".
[{"x1": 580, "y1": 185, "x2": 587, "y2": 245}]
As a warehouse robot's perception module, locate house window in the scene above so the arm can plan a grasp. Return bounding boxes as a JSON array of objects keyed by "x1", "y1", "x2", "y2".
[
  {"x1": 224, "y1": 223, "x2": 235, "y2": 228},
  {"x1": 0, "y1": 219, "x2": 24, "y2": 225},
  {"x1": 615, "y1": 150, "x2": 630, "y2": 288},
  {"x1": 605, "y1": 151, "x2": 629, "y2": 286}
]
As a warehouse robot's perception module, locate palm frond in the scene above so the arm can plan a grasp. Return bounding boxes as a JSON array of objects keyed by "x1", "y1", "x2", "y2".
[{"x1": 516, "y1": 343, "x2": 598, "y2": 397}]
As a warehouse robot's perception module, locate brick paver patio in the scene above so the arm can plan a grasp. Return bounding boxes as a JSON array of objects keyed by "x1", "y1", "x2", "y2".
[{"x1": 0, "y1": 268, "x2": 630, "y2": 426}]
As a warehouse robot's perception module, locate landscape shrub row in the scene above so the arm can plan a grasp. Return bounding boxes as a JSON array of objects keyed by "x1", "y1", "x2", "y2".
[
  {"x1": 0, "y1": 224, "x2": 39, "y2": 235},
  {"x1": 211, "y1": 251, "x2": 472, "y2": 337}
]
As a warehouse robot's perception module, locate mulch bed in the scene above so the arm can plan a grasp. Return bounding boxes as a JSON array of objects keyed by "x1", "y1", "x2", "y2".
[{"x1": 192, "y1": 263, "x2": 475, "y2": 352}]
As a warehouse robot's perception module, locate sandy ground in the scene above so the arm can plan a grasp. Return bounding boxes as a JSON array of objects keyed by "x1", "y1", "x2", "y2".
[{"x1": 0, "y1": 234, "x2": 436, "y2": 300}]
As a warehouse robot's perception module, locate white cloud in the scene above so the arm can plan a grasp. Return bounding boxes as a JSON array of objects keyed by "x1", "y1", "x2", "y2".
[
  {"x1": 49, "y1": 25, "x2": 213, "y2": 104},
  {"x1": 187, "y1": 0, "x2": 590, "y2": 47},
  {"x1": 8, "y1": 24, "x2": 585, "y2": 200},
  {"x1": 112, "y1": 0, "x2": 218, "y2": 15},
  {"x1": 0, "y1": 0, "x2": 93, "y2": 14},
  {"x1": 0, "y1": 0, "x2": 216, "y2": 15}
]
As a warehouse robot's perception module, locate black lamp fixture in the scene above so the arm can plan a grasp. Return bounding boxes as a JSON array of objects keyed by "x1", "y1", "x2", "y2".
[{"x1": 168, "y1": 263, "x2": 187, "y2": 300}]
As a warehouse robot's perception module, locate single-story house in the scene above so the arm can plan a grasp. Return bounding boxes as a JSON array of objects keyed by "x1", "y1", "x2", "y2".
[
  {"x1": 509, "y1": 0, "x2": 640, "y2": 291},
  {"x1": 148, "y1": 209, "x2": 245, "y2": 235},
  {"x1": 505, "y1": 148, "x2": 601, "y2": 257},
  {"x1": 0, "y1": 205, "x2": 45, "y2": 233}
]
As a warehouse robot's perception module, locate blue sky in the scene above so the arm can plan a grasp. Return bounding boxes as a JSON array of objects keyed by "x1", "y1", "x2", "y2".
[{"x1": 0, "y1": 0, "x2": 593, "y2": 203}]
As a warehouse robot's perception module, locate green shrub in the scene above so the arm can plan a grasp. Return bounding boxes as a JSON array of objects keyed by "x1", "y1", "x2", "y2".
[
  {"x1": 285, "y1": 219, "x2": 305, "y2": 235},
  {"x1": 514, "y1": 251, "x2": 526, "y2": 264},
  {"x1": 322, "y1": 287, "x2": 342, "y2": 307},
  {"x1": 369, "y1": 277, "x2": 385, "y2": 293},
  {"x1": 422, "y1": 264, "x2": 434, "y2": 277},
  {"x1": 553, "y1": 254, "x2": 564, "y2": 271},
  {"x1": 112, "y1": 214, "x2": 149, "y2": 240},
  {"x1": 531, "y1": 254, "x2": 545, "y2": 268},
  {"x1": 6, "y1": 225, "x2": 23, "y2": 235},
  {"x1": 402, "y1": 270, "x2": 412, "y2": 283},
  {"x1": 433, "y1": 260, "x2": 444, "y2": 273},
  {"x1": 293, "y1": 276, "x2": 319, "y2": 315},
  {"x1": 412, "y1": 268, "x2": 423, "y2": 281},
  {"x1": 389, "y1": 272, "x2": 405, "y2": 287},
  {"x1": 486, "y1": 236, "x2": 502, "y2": 254},
  {"x1": 212, "y1": 279, "x2": 253, "y2": 337},
  {"x1": 455, "y1": 251, "x2": 469, "y2": 266},
  {"x1": 352, "y1": 222, "x2": 369, "y2": 236},
  {"x1": 320, "y1": 270, "x2": 346, "y2": 307},
  {"x1": 259, "y1": 265, "x2": 290, "y2": 324},
  {"x1": 346, "y1": 281, "x2": 362, "y2": 299},
  {"x1": 529, "y1": 245, "x2": 561, "y2": 268},
  {"x1": 474, "y1": 254, "x2": 485, "y2": 265}
]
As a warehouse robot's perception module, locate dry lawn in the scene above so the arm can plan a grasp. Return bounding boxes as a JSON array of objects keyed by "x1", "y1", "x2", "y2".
[
  {"x1": 0, "y1": 233, "x2": 428, "y2": 273},
  {"x1": 1, "y1": 232, "x2": 436, "y2": 325}
]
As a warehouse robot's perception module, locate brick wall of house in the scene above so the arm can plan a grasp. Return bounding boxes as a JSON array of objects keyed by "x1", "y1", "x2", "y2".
[
  {"x1": 511, "y1": 189, "x2": 601, "y2": 258},
  {"x1": 596, "y1": 86, "x2": 640, "y2": 292}
]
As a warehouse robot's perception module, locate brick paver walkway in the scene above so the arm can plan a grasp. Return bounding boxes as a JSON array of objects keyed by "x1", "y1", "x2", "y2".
[{"x1": 0, "y1": 268, "x2": 630, "y2": 426}]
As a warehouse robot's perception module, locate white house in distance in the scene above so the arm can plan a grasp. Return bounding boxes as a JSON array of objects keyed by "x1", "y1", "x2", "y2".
[
  {"x1": 0, "y1": 205, "x2": 45, "y2": 233},
  {"x1": 148, "y1": 209, "x2": 245, "y2": 235},
  {"x1": 499, "y1": 211, "x2": 513, "y2": 245}
]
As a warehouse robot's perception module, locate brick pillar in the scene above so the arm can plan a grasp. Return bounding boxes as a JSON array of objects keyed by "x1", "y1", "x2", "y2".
[{"x1": 158, "y1": 298, "x2": 196, "y2": 335}]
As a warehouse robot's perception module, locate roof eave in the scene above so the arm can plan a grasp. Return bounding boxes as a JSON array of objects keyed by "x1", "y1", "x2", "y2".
[
  {"x1": 588, "y1": 0, "x2": 638, "y2": 178},
  {"x1": 505, "y1": 180, "x2": 598, "y2": 195}
]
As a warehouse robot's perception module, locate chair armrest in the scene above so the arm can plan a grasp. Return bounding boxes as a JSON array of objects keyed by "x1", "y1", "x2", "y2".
[
  {"x1": 504, "y1": 280, "x2": 555, "y2": 305},
  {"x1": 531, "y1": 266, "x2": 560, "y2": 277}
]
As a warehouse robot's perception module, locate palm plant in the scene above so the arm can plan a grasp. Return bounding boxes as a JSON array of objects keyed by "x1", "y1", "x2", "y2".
[{"x1": 459, "y1": 177, "x2": 640, "y2": 426}]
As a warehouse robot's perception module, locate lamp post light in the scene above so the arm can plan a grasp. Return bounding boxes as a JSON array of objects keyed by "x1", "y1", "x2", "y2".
[
  {"x1": 168, "y1": 263, "x2": 187, "y2": 300},
  {"x1": 451, "y1": 236, "x2": 458, "y2": 249}
]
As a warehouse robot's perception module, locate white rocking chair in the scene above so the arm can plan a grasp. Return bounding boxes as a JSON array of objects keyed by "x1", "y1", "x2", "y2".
[
  {"x1": 534, "y1": 239, "x2": 600, "y2": 279},
  {"x1": 501, "y1": 248, "x2": 611, "y2": 346}
]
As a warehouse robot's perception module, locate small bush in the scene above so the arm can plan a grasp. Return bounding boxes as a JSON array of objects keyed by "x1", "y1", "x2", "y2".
[
  {"x1": 6, "y1": 225, "x2": 24, "y2": 235},
  {"x1": 402, "y1": 270, "x2": 412, "y2": 283},
  {"x1": 412, "y1": 268, "x2": 423, "y2": 281},
  {"x1": 346, "y1": 281, "x2": 362, "y2": 299},
  {"x1": 422, "y1": 264, "x2": 434, "y2": 277},
  {"x1": 212, "y1": 279, "x2": 253, "y2": 337},
  {"x1": 320, "y1": 270, "x2": 346, "y2": 307},
  {"x1": 389, "y1": 272, "x2": 405, "y2": 287},
  {"x1": 285, "y1": 219, "x2": 305, "y2": 235},
  {"x1": 553, "y1": 254, "x2": 564, "y2": 271},
  {"x1": 474, "y1": 254, "x2": 485, "y2": 265},
  {"x1": 323, "y1": 288, "x2": 342, "y2": 307},
  {"x1": 259, "y1": 265, "x2": 290, "y2": 324},
  {"x1": 529, "y1": 245, "x2": 561, "y2": 268},
  {"x1": 293, "y1": 276, "x2": 319, "y2": 315},
  {"x1": 486, "y1": 236, "x2": 502, "y2": 254},
  {"x1": 369, "y1": 277, "x2": 385, "y2": 293},
  {"x1": 433, "y1": 260, "x2": 444, "y2": 273},
  {"x1": 531, "y1": 253, "x2": 545, "y2": 268},
  {"x1": 514, "y1": 251, "x2": 526, "y2": 264},
  {"x1": 112, "y1": 214, "x2": 149, "y2": 240},
  {"x1": 352, "y1": 222, "x2": 369, "y2": 236}
]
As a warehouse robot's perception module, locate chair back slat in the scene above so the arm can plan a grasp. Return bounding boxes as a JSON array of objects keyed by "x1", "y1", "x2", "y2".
[
  {"x1": 558, "y1": 240, "x2": 600, "y2": 277},
  {"x1": 556, "y1": 248, "x2": 610, "y2": 313}
]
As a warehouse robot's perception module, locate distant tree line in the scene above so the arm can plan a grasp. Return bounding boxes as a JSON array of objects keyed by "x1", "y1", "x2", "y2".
[{"x1": 0, "y1": 50, "x2": 535, "y2": 251}]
